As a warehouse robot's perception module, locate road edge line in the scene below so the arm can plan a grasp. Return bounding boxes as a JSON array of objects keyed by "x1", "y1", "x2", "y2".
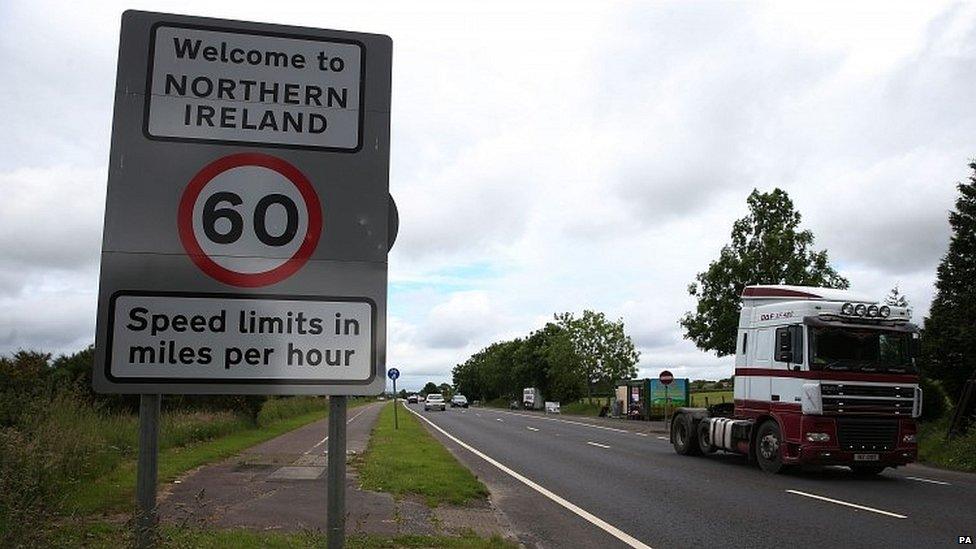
[{"x1": 403, "y1": 403, "x2": 653, "y2": 549}]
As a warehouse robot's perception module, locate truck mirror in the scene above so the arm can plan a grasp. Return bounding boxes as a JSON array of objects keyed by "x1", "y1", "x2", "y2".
[
  {"x1": 910, "y1": 334, "x2": 921, "y2": 358},
  {"x1": 775, "y1": 327, "x2": 793, "y2": 363}
]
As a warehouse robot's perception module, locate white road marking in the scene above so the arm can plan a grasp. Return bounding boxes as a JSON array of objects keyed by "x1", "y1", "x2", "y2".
[
  {"x1": 656, "y1": 436, "x2": 668, "y2": 441},
  {"x1": 403, "y1": 404, "x2": 653, "y2": 549},
  {"x1": 496, "y1": 418, "x2": 504, "y2": 422},
  {"x1": 905, "y1": 476, "x2": 951, "y2": 486},
  {"x1": 587, "y1": 441, "x2": 611, "y2": 449},
  {"x1": 635, "y1": 433, "x2": 649, "y2": 437},
  {"x1": 305, "y1": 406, "x2": 371, "y2": 454},
  {"x1": 527, "y1": 427, "x2": 540, "y2": 432},
  {"x1": 489, "y1": 409, "x2": 633, "y2": 434},
  {"x1": 785, "y1": 490, "x2": 907, "y2": 519}
]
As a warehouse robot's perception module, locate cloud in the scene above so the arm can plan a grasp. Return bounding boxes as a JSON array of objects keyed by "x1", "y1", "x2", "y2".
[
  {"x1": 0, "y1": 166, "x2": 106, "y2": 275},
  {"x1": 1, "y1": 0, "x2": 972, "y2": 391}
]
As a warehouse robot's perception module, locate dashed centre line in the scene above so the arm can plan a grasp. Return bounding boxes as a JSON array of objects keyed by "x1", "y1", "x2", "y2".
[
  {"x1": 527, "y1": 426, "x2": 540, "y2": 432},
  {"x1": 905, "y1": 476, "x2": 951, "y2": 485},
  {"x1": 785, "y1": 489, "x2": 907, "y2": 519},
  {"x1": 587, "y1": 441, "x2": 611, "y2": 449}
]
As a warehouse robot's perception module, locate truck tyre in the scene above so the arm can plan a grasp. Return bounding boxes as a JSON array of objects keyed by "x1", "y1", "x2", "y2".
[
  {"x1": 849, "y1": 465, "x2": 886, "y2": 477},
  {"x1": 697, "y1": 420, "x2": 716, "y2": 454},
  {"x1": 755, "y1": 420, "x2": 786, "y2": 474},
  {"x1": 671, "y1": 413, "x2": 701, "y2": 456}
]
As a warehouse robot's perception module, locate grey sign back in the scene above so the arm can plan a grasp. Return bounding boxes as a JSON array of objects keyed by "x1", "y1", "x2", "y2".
[{"x1": 93, "y1": 11, "x2": 392, "y2": 395}]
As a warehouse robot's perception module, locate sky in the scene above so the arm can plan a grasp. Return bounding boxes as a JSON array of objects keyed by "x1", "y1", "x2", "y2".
[{"x1": 1, "y1": 1, "x2": 974, "y2": 391}]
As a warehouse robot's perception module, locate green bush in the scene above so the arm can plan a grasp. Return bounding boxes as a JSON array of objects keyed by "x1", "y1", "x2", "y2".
[
  {"x1": 919, "y1": 377, "x2": 949, "y2": 422},
  {"x1": 560, "y1": 401, "x2": 602, "y2": 416}
]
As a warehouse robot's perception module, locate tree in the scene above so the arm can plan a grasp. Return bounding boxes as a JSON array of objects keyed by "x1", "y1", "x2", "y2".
[
  {"x1": 421, "y1": 381, "x2": 439, "y2": 395},
  {"x1": 885, "y1": 284, "x2": 909, "y2": 308},
  {"x1": 557, "y1": 310, "x2": 640, "y2": 397},
  {"x1": 681, "y1": 188, "x2": 849, "y2": 356},
  {"x1": 921, "y1": 162, "x2": 976, "y2": 403}
]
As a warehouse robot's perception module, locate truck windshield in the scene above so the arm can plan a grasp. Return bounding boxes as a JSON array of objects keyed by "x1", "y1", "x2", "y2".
[{"x1": 809, "y1": 327, "x2": 916, "y2": 374}]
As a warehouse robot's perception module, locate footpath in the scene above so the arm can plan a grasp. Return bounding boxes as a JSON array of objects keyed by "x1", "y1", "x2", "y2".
[{"x1": 158, "y1": 401, "x2": 512, "y2": 540}]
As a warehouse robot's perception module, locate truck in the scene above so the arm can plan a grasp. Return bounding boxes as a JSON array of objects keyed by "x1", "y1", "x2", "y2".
[
  {"x1": 671, "y1": 285, "x2": 922, "y2": 476},
  {"x1": 523, "y1": 387, "x2": 544, "y2": 410}
]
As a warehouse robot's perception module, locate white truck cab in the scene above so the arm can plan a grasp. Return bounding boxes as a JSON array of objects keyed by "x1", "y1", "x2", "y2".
[{"x1": 672, "y1": 285, "x2": 921, "y2": 475}]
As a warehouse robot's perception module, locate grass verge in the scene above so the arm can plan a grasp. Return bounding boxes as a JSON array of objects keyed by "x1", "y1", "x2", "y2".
[
  {"x1": 918, "y1": 416, "x2": 976, "y2": 472},
  {"x1": 356, "y1": 403, "x2": 488, "y2": 507},
  {"x1": 49, "y1": 521, "x2": 516, "y2": 548}
]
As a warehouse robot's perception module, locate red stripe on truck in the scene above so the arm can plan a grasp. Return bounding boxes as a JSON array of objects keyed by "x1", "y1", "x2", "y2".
[
  {"x1": 734, "y1": 368, "x2": 917, "y2": 383},
  {"x1": 741, "y1": 287, "x2": 820, "y2": 298}
]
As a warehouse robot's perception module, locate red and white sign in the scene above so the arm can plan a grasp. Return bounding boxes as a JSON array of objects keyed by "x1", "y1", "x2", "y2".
[
  {"x1": 178, "y1": 153, "x2": 322, "y2": 287},
  {"x1": 659, "y1": 370, "x2": 674, "y2": 385}
]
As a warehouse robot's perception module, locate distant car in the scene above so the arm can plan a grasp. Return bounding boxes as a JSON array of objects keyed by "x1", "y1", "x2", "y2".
[
  {"x1": 450, "y1": 395, "x2": 469, "y2": 408},
  {"x1": 424, "y1": 394, "x2": 446, "y2": 411},
  {"x1": 407, "y1": 394, "x2": 419, "y2": 404}
]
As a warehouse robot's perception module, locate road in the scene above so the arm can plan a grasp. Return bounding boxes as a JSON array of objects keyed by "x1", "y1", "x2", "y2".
[{"x1": 404, "y1": 403, "x2": 976, "y2": 549}]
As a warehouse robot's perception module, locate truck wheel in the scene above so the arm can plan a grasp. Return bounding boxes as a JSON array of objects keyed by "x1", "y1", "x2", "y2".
[
  {"x1": 849, "y1": 465, "x2": 886, "y2": 477},
  {"x1": 697, "y1": 420, "x2": 716, "y2": 454},
  {"x1": 755, "y1": 420, "x2": 786, "y2": 474},
  {"x1": 671, "y1": 413, "x2": 701, "y2": 456}
]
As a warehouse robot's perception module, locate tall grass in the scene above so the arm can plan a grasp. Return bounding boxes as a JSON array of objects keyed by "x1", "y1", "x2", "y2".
[
  {"x1": 918, "y1": 415, "x2": 976, "y2": 472},
  {"x1": 257, "y1": 396, "x2": 327, "y2": 426}
]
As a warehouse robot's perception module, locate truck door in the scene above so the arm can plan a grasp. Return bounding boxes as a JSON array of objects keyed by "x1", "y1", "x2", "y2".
[
  {"x1": 773, "y1": 325, "x2": 804, "y2": 407},
  {"x1": 750, "y1": 328, "x2": 772, "y2": 401}
]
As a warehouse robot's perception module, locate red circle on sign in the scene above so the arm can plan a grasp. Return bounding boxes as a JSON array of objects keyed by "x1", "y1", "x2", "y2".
[
  {"x1": 178, "y1": 153, "x2": 322, "y2": 287},
  {"x1": 659, "y1": 370, "x2": 674, "y2": 385}
]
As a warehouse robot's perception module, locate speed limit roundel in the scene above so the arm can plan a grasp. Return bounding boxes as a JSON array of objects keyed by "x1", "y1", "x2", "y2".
[{"x1": 178, "y1": 153, "x2": 322, "y2": 287}]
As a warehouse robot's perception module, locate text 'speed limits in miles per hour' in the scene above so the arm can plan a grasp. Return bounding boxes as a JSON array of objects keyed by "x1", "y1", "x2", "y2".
[{"x1": 108, "y1": 293, "x2": 375, "y2": 384}]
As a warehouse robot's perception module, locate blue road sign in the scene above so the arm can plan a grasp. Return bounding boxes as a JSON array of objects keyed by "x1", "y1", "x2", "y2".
[{"x1": 387, "y1": 368, "x2": 400, "y2": 381}]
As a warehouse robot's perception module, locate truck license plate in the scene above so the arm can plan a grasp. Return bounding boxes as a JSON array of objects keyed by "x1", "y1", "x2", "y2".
[{"x1": 854, "y1": 453, "x2": 879, "y2": 461}]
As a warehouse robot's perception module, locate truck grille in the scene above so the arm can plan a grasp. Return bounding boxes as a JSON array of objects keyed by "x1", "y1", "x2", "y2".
[
  {"x1": 821, "y1": 383, "x2": 916, "y2": 416},
  {"x1": 836, "y1": 419, "x2": 898, "y2": 451}
]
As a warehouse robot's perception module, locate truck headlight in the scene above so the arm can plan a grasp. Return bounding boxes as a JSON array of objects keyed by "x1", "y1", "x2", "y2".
[
  {"x1": 867, "y1": 305, "x2": 879, "y2": 317},
  {"x1": 902, "y1": 434, "x2": 917, "y2": 444},
  {"x1": 806, "y1": 432, "x2": 831, "y2": 442},
  {"x1": 854, "y1": 304, "x2": 867, "y2": 316},
  {"x1": 879, "y1": 305, "x2": 891, "y2": 318}
]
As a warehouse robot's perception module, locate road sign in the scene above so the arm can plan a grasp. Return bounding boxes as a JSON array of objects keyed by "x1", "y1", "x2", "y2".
[
  {"x1": 177, "y1": 152, "x2": 322, "y2": 287},
  {"x1": 387, "y1": 368, "x2": 399, "y2": 381},
  {"x1": 93, "y1": 11, "x2": 392, "y2": 396},
  {"x1": 660, "y1": 370, "x2": 674, "y2": 385}
]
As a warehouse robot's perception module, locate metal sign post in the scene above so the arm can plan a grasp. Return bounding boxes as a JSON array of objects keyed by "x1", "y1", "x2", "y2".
[
  {"x1": 135, "y1": 394, "x2": 161, "y2": 549},
  {"x1": 326, "y1": 396, "x2": 347, "y2": 548},
  {"x1": 659, "y1": 370, "x2": 674, "y2": 427},
  {"x1": 92, "y1": 11, "x2": 393, "y2": 546},
  {"x1": 388, "y1": 368, "x2": 400, "y2": 430}
]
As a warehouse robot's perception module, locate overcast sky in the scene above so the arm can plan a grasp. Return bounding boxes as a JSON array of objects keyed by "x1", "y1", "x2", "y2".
[{"x1": 2, "y1": 1, "x2": 974, "y2": 390}]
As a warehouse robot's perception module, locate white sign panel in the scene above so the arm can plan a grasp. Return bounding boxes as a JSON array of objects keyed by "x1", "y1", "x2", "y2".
[
  {"x1": 147, "y1": 25, "x2": 363, "y2": 150},
  {"x1": 108, "y1": 293, "x2": 375, "y2": 384}
]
